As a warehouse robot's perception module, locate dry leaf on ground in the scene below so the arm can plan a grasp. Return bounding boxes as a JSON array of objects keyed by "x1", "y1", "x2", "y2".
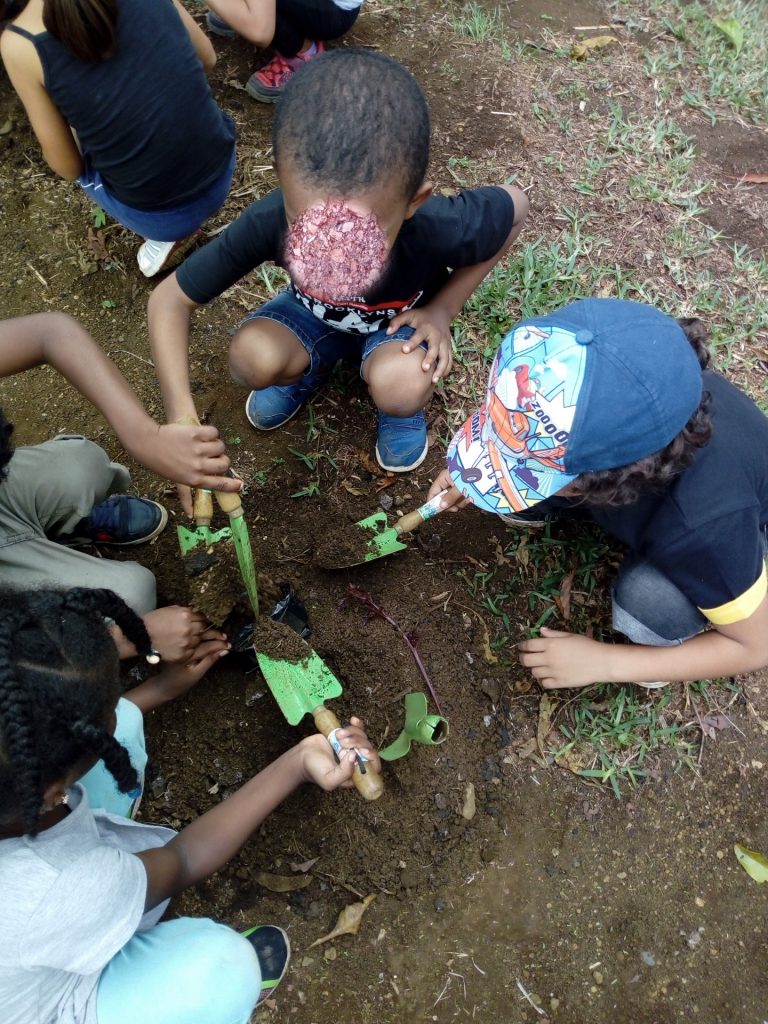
[
  {"x1": 308, "y1": 894, "x2": 376, "y2": 947},
  {"x1": 571, "y1": 35, "x2": 618, "y2": 59},
  {"x1": 254, "y1": 871, "x2": 313, "y2": 893}
]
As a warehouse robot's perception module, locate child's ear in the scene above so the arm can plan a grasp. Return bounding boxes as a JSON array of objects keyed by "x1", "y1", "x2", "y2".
[{"x1": 404, "y1": 180, "x2": 433, "y2": 219}]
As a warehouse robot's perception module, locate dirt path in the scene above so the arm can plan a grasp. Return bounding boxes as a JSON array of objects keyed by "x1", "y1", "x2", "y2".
[{"x1": 1, "y1": 0, "x2": 767, "y2": 1021}]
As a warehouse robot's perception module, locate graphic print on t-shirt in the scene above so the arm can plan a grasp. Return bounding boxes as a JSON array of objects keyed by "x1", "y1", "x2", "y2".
[{"x1": 291, "y1": 284, "x2": 423, "y2": 335}]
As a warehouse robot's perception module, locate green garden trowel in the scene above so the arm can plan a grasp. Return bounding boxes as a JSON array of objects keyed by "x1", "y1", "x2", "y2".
[
  {"x1": 177, "y1": 487, "x2": 259, "y2": 616},
  {"x1": 253, "y1": 623, "x2": 384, "y2": 801},
  {"x1": 320, "y1": 490, "x2": 449, "y2": 569}
]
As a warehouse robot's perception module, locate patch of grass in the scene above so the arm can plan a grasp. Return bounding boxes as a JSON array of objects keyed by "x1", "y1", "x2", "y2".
[
  {"x1": 554, "y1": 686, "x2": 696, "y2": 798},
  {"x1": 621, "y1": 0, "x2": 768, "y2": 122},
  {"x1": 449, "y1": 0, "x2": 508, "y2": 52}
]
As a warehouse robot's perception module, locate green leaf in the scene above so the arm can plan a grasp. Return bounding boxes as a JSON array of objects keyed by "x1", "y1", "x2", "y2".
[
  {"x1": 712, "y1": 16, "x2": 744, "y2": 54},
  {"x1": 734, "y1": 843, "x2": 768, "y2": 882}
]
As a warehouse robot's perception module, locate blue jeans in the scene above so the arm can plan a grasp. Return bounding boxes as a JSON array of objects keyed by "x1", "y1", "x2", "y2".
[
  {"x1": 96, "y1": 918, "x2": 261, "y2": 1024},
  {"x1": 612, "y1": 533, "x2": 768, "y2": 645},
  {"x1": 241, "y1": 289, "x2": 425, "y2": 379},
  {"x1": 78, "y1": 147, "x2": 236, "y2": 241}
]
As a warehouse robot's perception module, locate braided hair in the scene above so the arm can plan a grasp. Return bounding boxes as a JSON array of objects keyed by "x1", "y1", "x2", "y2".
[{"x1": 0, "y1": 587, "x2": 152, "y2": 835}]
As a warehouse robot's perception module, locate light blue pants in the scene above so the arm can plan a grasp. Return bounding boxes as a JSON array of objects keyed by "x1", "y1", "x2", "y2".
[
  {"x1": 96, "y1": 918, "x2": 262, "y2": 1024},
  {"x1": 80, "y1": 698, "x2": 147, "y2": 817}
]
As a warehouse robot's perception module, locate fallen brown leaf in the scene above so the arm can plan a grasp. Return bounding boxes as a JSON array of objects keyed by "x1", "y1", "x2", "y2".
[
  {"x1": 571, "y1": 34, "x2": 618, "y2": 59},
  {"x1": 308, "y1": 894, "x2": 376, "y2": 948},
  {"x1": 254, "y1": 871, "x2": 313, "y2": 893},
  {"x1": 537, "y1": 693, "x2": 556, "y2": 757}
]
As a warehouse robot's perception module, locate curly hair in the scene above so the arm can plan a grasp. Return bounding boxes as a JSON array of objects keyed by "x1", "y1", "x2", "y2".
[
  {"x1": 567, "y1": 318, "x2": 713, "y2": 507},
  {"x1": 0, "y1": 588, "x2": 151, "y2": 835},
  {"x1": 273, "y1": 49, "x2": 430, "y2": 200}
]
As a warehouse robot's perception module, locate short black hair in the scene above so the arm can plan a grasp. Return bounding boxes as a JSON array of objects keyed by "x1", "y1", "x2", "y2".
[
  {"x1": 273, "y1": 49, "x2": 430, "y2": 199},
  {"x1": 0, "y1": 588, "x2": 151, "y2": 835}
]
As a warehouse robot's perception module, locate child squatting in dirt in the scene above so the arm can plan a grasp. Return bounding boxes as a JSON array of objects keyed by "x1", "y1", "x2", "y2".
[
  {"x1": 148, "y1": 48, "x2": 528, "y2": 514},
  {"x1": 0, "y1": 312, "x2": 240, "y2": 663},
  {"x1": 429, "y1": 298, "x2": 768, "y2": 690},
  {"x1": 0, "y1": 587, "x2": 378, "y2": 1024}
]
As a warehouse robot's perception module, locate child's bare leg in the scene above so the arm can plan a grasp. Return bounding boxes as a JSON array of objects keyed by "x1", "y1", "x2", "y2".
[
  {"x1": 229, "y1": 318, "x2": 309, "y2": 389},
  {"x1": 364, "y1": 342, "x2": 434, "y2": 416}
]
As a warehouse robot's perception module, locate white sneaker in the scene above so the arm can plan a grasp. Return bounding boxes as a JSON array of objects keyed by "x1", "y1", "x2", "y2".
[{"x1": 137, "y1": 233, "x2": 199, "y2": 277}]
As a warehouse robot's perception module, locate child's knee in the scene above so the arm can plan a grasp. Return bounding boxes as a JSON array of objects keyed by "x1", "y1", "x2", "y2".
[
  {"x1": 112, "y1": 561, "x2": 157, "y2": 616},
  {"x1": 166, "y1": 920, "x2": 261, "y2": 1021},
  {"x1": 366, "y1": 347, "x2": 432, "y2": 415},
  {"x1": 229, "y1": 321, "x2": 308, "y2": 388}
]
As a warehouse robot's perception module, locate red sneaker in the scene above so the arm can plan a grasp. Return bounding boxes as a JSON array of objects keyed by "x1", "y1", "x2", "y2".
[{"x1": 246, "y1": 41, "x2": 325, "y2": 103}]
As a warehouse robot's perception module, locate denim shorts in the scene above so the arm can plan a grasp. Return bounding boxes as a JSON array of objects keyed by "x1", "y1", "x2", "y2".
[
  {"x1": 78, "y1": 146, "x2": 236, "y2": 241},
  {"x1": 240, "y1": 289, "x2": 425, "y2": 378}
]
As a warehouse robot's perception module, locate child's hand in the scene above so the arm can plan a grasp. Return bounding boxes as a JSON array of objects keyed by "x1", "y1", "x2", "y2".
[
  {"x1": 427, "y1": 468, "x2": 469, "y2": 511},
  {"x1": 518, "y1": 628, "x2": 609, "y2": 689},
  {"x1": 387, "y1": 303, "x2": 453, "y2": 384},
  {"x1": 143, "y1": 606, "x2": 212, "y2": 663},
  {"x1": 129, "y1": 422, "x2": 237, "y2": 495},
  {"x1": 299, "y1": 718, "x2": 381, "y2": 791},
  {"x1": 125, "y1": 630, "x2": 230, "y2": 712},
  {"x1": 152, "y1": 631, "x2": 230, "y2": 699}
]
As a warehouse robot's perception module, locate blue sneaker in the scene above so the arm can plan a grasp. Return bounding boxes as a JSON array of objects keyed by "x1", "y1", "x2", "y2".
[
  {"x1": 206, "y1": 10, "x2": 236, "y2": 36},
  {"x1": 375, "y1": 411, "x2": 428, "y2": 472},
  {"x1": 245, "y1": 366, "x2": 332, "y2": 430},
  {"x1": 242, "y1": 924, "x2": 291, "y2": 1004},
  {"x1": 68, "y1": 496, "x2": 168, "y2": 547}
]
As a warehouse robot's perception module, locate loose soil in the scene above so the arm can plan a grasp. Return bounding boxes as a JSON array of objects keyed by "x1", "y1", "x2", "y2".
[
  {"x1": 313, "y1": 519, "x2": 384, "y2": 569},
  {"x1": 1, "y1": 0, "x2": 767, "y2": 1021},
  {"x1": 182, "y1": 537, "x2": 245, "y2": 626}
]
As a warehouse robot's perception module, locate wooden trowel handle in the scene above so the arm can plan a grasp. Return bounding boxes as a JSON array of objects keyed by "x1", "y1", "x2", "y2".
[
  {"x1": 313, "y1": 707, "x2": 384, "y2": 801},
  {"x1": 193, "y1": 488, "x2": 213, "y2": 527},
  {"x1": 395, "y1": 489, "x2": 449, "y2": 537},
  {"x1": 214, "y1": 489, "x2": 244, "y2": 518}
]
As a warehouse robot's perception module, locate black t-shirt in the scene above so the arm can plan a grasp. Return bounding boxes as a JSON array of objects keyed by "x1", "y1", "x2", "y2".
[
  {"x1": 11, "y1": 0, "x2": 235, "y2": 209},
  {"x1": 176, "y1": 186, "x2": 516, "y2": 335},
  {"x1": 589, "y1": 371, "x2": 768, "y2": 624}
]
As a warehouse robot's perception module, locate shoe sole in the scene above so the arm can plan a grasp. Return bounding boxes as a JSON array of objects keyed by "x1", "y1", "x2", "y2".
[
  {"x1": 138, "y1": 231, "x2": 203, "y2": 279},
  {"x1": 244, "y1": 391, "x2": 305, "y2": 431},
  {"x1": 375, "y1": 437, "x2": 429, "y2": 474},
  {"x1": 65, "y1": 502, "x2": 169, "y2": 548},
  {"x1": 245, "y1": 77, "x2": 281, "y2": 103},
  {"x1": 241, "y1": 925, "x2": 291, "y2": 1003}
]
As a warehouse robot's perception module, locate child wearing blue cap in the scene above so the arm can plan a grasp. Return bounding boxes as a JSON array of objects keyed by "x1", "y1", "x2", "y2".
[{"x1": 429, "y1": 298, "x2": 768, "y2": 690}]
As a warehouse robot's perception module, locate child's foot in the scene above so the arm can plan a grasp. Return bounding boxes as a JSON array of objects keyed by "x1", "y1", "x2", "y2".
[
  {"x1": 67, "y1": 496, "x2": 169, "y2": 547},
  {"x1": 242, "y1": 924, "x2": 291, "y2": 1004},
  {"x1": 246, "y1": 40, "x2": 325, "y2": 103},
  {"x1": 206, "y1": 9, "x2": 236, "y2": 37},
  {"x1": 137, "y1": 232, "x2": 201, "y2": 278},
  {"x1": 245, "y1": 364, "x2": 332, "y2": 430},
  {"x1": 375, "y1": 411, "x2": 428, "y2": 472}
]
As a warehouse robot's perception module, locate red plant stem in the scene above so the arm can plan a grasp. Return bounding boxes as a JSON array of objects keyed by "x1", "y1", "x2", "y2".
[{"x1": 344, "y1": 584, "x2": 445, "y2": 716}]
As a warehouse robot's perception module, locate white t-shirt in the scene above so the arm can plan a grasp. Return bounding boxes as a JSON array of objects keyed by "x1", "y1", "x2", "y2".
[{"x1": 0, "y1": 784, "x2": 175, "y2": 1024}]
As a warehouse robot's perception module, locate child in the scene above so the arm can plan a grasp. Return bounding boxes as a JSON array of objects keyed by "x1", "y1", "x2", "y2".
[
  {"x1": 0, "y1": 586, "x2": 378, "y2": 1024},
  {"x1": 206, "y1": 0, "x2": 361, "y2": 101},
  {"x1": 0, "y1": 312, "x2": 240, "y2": 659},
  {"x1": 1, "y1": 0, "x2": 236, "y2": 276},
  {"x1": 149, "y1": 49, "x2": 528, "y2": 511},
  {"x1": 428, "y1": 298, "x2": 768, "y2": 690}
]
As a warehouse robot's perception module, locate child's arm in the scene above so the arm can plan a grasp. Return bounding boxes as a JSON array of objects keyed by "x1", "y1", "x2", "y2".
[
  {"x1": 171, "y1": 0, "x2": 217, "y2": 71},
  {"x1": 388, "y1": 185, "x2": 529, "y2": 385},
  {"x1": 136, "y1": 721, "x2": 380, "y2": 909},
  {"x1": 0, "y1": 312, "x2": 239, "y2": 494},
  {"x1": 0, "y1": 30, "x2": 84, "y2": 179},
  {"x1": 519, "y1": 597, "x2": 768, "y2": 689},
  {"x1": 205, "y1": 0, "x2": 276, "y2": 46}
]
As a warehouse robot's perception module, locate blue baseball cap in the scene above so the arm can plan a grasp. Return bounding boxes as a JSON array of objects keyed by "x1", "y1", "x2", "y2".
[{"x1": 447, "y1": 298, "x2": 703, "y2": 515}]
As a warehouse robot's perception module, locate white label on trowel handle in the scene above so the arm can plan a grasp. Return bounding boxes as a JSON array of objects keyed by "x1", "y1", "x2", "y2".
[
  {"x1": 327, "y1": 728, "x2": 369, "y2": 766},
  {"x1": 418, "y1": 491, "x2": 448, "y2": 522}
]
